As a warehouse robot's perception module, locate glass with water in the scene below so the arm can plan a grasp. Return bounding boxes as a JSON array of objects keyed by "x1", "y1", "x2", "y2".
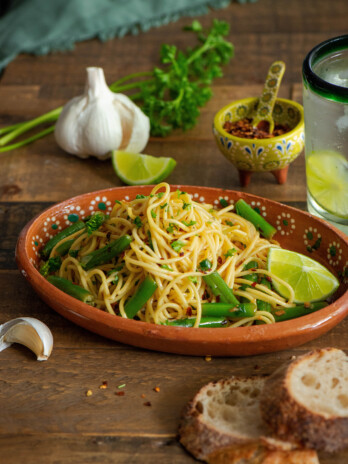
[{"x1": 302, "y1": 36, "x2": 348, "y2": 234}]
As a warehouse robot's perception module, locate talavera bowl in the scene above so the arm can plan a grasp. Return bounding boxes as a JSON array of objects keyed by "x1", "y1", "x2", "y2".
[
  {"x1": 15, "y1": 185, "x2": 348, "y2": 357},
  {"x1": 213, "y1": 97, "x2": 305, "y2": 187}
]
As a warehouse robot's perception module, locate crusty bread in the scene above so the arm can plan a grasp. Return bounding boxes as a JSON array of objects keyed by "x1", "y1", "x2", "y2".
[
  {"x1": 207, "y1": 443, "x2": 319, "y2": 464},
  {"x1": 178, "y1": 376, "x2": 319, "y2": 463},
  {"x1": 260, "y1": 347, "x2": 348, "y2": 453},
  {"x1": 179, "y1": 377, "x2": 269, "y2": 460}
]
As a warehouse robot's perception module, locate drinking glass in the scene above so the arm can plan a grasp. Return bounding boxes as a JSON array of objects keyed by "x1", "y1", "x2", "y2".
[{"x1": 302, "y1": 35, "x2": 348, "y2": 234}]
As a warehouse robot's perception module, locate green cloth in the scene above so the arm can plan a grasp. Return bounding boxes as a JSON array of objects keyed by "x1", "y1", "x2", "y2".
[{"x1": 0, "y1": 0, "x2": 257, "y2": 72}]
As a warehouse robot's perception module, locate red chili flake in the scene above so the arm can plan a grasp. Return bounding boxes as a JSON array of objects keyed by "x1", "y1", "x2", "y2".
[
  {"x1": 99, "y1": 381, "x2": 108, "y2": 389},
  {"x1": 251, "y1": 282, "x2": 257, "y2": 287},
  {"x1": 275, "y1": 310, "x2": 285, "y2": 316},
  {"x1": 251, "y1": 268, "x2": 257, "y2": 272},
  {"x1": 223, "y1": 118, "x2": 291, "y2": 139},
  {"x1": 180, "y1": 252, "x2": 184, "y2": 257},
  {"x1": 141, "y1": 394, "x2": 146, "y2": 399},
  {"x1": 144, "y1": 401, "x2": 152, "y2": 407},
  {"x1": 216, "y1": 295, "x2": 220, "y2": 302},
  {"x1": 153, "y1": 386, "x2": 160, "y2": 393},
  {"x1": 115, "y1": 391, "x2": 125, "y2": 396},
  {"x1": 186, "y1": 307, "x2": 192, "y2": 316},
  {"x1": 266, "y1": 276, "x2": 272, "y2": 282},
  {"x1": 254, "y1": 365, "x2": 260, "y2": 370},
  {"x1": 217, "y1": 256, "x2": 222, "y2": 265}
]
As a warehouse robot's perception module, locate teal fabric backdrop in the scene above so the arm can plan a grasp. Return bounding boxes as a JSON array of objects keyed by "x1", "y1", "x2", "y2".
[{"x1": 0, "y1": 0, "x2": 257, "y2": 71}]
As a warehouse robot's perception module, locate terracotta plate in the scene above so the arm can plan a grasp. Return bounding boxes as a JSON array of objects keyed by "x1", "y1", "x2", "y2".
[{"x1": 16, "y1": 185, "x2": 348, "y2": 356}]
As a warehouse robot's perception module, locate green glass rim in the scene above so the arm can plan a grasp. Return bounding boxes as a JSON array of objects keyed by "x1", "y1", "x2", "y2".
[{"x1": 302, "y1": 35, "x2": 348, "y2": 103}]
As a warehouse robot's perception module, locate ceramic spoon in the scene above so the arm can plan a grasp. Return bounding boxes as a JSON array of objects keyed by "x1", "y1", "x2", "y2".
[{"x1": 252, "y1": 61, "x2": 286, "y2": 134}]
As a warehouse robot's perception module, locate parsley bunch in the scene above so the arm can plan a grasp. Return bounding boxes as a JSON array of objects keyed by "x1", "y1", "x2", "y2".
[
  {"x1": 0, "y1": 19, "x2": 233, "y2": 151},
  {"x1": 110, "y1": 20, "x2": 234, "y2": 136}
]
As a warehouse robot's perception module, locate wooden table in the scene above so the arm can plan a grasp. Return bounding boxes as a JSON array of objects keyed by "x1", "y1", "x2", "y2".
[{"x1": 1, "y1": 1, "x2": 347, "y2": 462}]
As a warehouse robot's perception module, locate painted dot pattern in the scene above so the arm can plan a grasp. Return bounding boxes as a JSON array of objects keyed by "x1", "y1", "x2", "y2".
[
  {"x1": 276, "y1": 212, "x2": 295, "y2": 236},
  {"x1": 327, "y1": 241, "x2": 342, "y2": 266}
]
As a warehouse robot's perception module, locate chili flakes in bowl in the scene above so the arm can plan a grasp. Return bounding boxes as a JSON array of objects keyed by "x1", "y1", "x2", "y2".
[{"x1": 223, "y1": 118, "x2": 291, "y2": 139}]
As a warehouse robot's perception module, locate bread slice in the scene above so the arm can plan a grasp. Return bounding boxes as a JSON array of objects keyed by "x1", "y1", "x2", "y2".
[
  {"x1": 178, "y1": 376, "x2": 319, "y2": 463},
  {"x1": 260, "y1": 347, "x2": 348, "y2": 452},
  {"x1": 207, "y1": 443, "x2": 319, "y2": 464}
]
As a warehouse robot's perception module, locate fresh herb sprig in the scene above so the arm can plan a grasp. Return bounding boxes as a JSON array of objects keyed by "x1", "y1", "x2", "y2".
[
  {"x1": 85, "y1": 212, "x2": 106, "y2": 235},
  {"x1": 116, "y1": 19, "x2": 234, "y2": 136},
  {"x1": 0, "y1": 19, "x2": 233, "y2": 152}
]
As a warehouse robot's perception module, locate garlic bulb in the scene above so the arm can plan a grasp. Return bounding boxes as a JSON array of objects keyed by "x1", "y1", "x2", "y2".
[
  {"x1": 0, "y1": 317, "x2": 53, "y2": 361},
  {"x1": 54, "y1": 67, "x2": 150, "y2": 159}
]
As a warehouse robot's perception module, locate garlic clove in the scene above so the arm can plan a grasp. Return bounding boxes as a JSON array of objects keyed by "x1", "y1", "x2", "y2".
[
  {"x1": 0, "y1": 317, "x2": 53, "y2": 361},
  {"x1": 81, "y1": 98, "x2": 123, "y2": 158},
  {"x1": 114, "y1": 93, "x2": 150, "y2": 154},
  {"x1": 55, "y1": 97, "x2": 92, "y2": 158}
]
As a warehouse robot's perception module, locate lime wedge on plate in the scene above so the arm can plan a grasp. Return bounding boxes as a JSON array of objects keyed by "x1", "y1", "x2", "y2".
[
  {"x1": 112, "y1": 150, "x2": 176, "y2": 186},
  {"x1": 306, "y1": 150, "x2": 348, "y2": 219},
  {"x1": 267, "y1": 247, "x2": 339, "y2": 303}
]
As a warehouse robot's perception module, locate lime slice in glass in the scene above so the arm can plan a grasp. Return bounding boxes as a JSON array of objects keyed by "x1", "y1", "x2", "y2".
[
  {"x1": 112, "y1": 150, "x2": 176, "y2": 186},
  {"x1": 306, "y1": 150, "x2": 348, "y2": 219},
  {"x1": 267, "y1": 247, "x2": 339, "y2": 303}
]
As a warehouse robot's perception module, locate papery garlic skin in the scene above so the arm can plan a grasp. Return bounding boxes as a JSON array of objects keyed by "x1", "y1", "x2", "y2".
[
  {"x1": 0, "y1": 317, "x2": 53, "y2": 361},
  {"x1": 54, "y1": 67, "x2": 150, "y2": 159}
]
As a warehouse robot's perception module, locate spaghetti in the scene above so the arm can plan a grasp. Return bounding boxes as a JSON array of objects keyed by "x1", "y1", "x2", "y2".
[{"x1": 45, "y1": 183, "x2": 295, "y2": 327}]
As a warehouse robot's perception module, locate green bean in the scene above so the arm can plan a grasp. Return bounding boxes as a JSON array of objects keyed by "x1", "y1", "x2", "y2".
[
  {"x1": 124, "y1": 276, "x2": 158, "y2": 319},
  {"x1": 273, "y1": 301, "x2": 327, "y2": 322},
  {"x1": 202, "y1": 302, "x2": 256, "y2": 318},
  {"x1": 47, "y1": 276, "x2": 93, "y2": 304},
  {"x1": 166, "y1": 316, "x2": 228, "y2": 328},
  {"x1": 235, "y1": 199, "x2": 276, "y2": 239},
  {"x1": 81, "y1": 235, "x2": 132, "y2": 270},
  {"x1": 41, "y1": 221, "x2": 86, "y2": 259},
  {"x1": 203, "y1": 271, "x2": 240, "y2": 306},
  {"x1": 55, "y1": 238, "x2": 75, "y2": 256}
]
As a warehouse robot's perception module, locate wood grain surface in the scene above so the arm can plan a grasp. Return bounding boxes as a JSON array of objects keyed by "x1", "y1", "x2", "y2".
[{"x1": 1, "y1": 0, "x2": 348, "y2": 463}]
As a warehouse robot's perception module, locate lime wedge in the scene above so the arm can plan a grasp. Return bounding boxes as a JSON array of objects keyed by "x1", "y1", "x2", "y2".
[
  {"x1": 111, "y1": 150, "x2": 176, "y2": 186},
  {"x1": 267, "y1": 247, "x2": 339, "y2": 303},
  {"x1": 306, "y1": 150, "x2": 348, "y2": 219}
]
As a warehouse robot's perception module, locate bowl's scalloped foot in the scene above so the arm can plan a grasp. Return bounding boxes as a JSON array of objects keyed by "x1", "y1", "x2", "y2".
[
  {"x1": 271, "y1": 165, "x2": 289, "y2": 184},
  {"x1": 238, "y1": 170, "x2": 253, "y2": 187},
  {"x1": 238, "y1": 165, "x2": 289, "y2": 186}
]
